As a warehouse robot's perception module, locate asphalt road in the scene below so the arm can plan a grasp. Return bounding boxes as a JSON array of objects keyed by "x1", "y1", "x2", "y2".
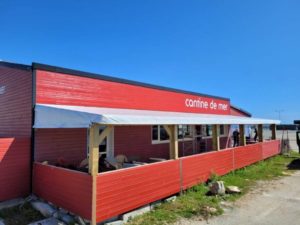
[{"x1": 175, "y1": 170, "x2": 300, "y2": 225}]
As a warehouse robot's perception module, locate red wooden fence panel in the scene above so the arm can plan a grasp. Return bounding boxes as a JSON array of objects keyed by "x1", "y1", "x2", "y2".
[
  {"x1": 33, "y1": 163, "x2": 92, "y2": 220},
  {"x1": 181, "y1": 149, "x2": 234, "y2": 189},
  {"x1": 262, "y1": 140, "x2": 280, "y2": 159},
  {"x1": 233, "y1": 144, "x2": 262, "y2": 170},
  {"x1": 0, "y1": 138, "x2": 30, "y2": 201},
  {"x1": 96, "y1": 160, "x2": 180, "y2": 222}
]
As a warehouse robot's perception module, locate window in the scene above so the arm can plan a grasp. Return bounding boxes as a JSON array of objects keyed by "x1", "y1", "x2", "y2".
[
  {"x1": 178, "y1": 125, "x2": 193, "y2": 139},
  {"x1": 152, "y1": 125, "x2": 193, "y2": 143},
  {"x1": 152, "y1": 125, "x2": 169, "y2": 143},
  {"x1": 220, "y1": 125, "x2": 225, "y2": 135}
]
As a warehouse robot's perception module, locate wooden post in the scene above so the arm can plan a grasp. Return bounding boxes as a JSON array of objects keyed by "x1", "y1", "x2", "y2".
[
  {"x1": 271, "y1": 124, "x2": 276, "y2": 140},
  {"x1": 239, "y1": 124, "x2": 246, "y2": 146},
  {"x1": 212, "y1": 125, "x2": 220, "y2": 151},
  {"x1": 163, "y1": 125, "x2": 179, "y2": 159},
  {"x1": 258, "y1": 124, "x2": 263, "y2": 142},
  {"x1": 89, "y1": 124, "x2": 113, "y2": 225}
]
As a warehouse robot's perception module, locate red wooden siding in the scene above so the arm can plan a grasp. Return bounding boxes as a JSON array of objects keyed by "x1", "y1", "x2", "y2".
[
  {"x1": 0, "y1": 138, "x2": 30, "y2": 201},
  {"x1": 0, "y1": 66, "x2": 32, "y2": 137},
  {"x1": 96, "y1": 160, "x2": 180, "y2": 222},
  {"x1": 262, "y1": 140, "x2": 280, "y2": 159},
  {"x1": 35, "y1": 70, "x2": 230, "y2": 115},
  {"x1": 230, "y1": 107, "x2": 250, "y2": 117},
  {"x1": 233, "y1": 144, "x2": 262, "y2": 170},
  {"x1": 33, "y1": 163, "x2": 92, "y2": 220},
  {"x1": 34, "y1": 128, "x2": 87, "y2": 166},
  {"x1": 181, "y1": 149, "x2": 234, "y2": 189},
  {"x1": 114, "y1": 126, "x2": 229, "y2": 161}
]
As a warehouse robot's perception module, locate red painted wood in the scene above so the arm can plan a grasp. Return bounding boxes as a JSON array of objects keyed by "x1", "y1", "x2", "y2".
[
  {"x1": 230, "y1": 107, "x2": 249, "y2": 117},
  {"x1": 181, "y1": 149, "x2": 234, "y2": 189},
  {"x1": 33, "y1": 163, "x2": 92, "y2": 220},
  {"x1": 233, "y1": 144, "x2": 262, "y2": 170},
  {"x1": 261, "y1": 140, "x2": 280, "y2": 159},
  {"x1": 0, "y1": 138, "x2": 30, "y2": 201},
  {"x1": 35, "y1": 70, "x2": 230, "y2": 115},
  {"x1": 35, "y1": 128, "x2": 87, "y2": 166},
  {"x1": 0, "y1": 66, "x2": 32, "y2": 137},
  {"x1": 96, "y1": 160, "x2": 180, "y2": 222}
]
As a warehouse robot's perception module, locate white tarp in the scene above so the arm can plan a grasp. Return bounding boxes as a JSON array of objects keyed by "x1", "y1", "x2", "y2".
[{"x1": 34, "y1": 104, "x2": 280, "y2": 128}]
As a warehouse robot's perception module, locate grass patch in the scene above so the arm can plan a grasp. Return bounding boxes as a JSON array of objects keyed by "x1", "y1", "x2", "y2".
[
  {"x1": 127, "y1": 152, "x2": 300, "y2": 225},
  {"x1": 0, "y1": 202, "x2": 44, "y2": 225}
]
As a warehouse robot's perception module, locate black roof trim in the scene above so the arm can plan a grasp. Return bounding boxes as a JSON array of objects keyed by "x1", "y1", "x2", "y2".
[
  {"x1": 0, "y1": 61, "x2": 31, "y2": 71},
  {"x1": 32, "y1": 62, "x2": 230, "y2": 101},
  {"x1": 231, "y1": 105, "x2": 252, "y2": 117}
]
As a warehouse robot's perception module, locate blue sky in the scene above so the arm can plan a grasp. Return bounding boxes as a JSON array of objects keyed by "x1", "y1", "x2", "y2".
[{"x1": 1, "y1": 0, "x2": 299, "y2": 123}]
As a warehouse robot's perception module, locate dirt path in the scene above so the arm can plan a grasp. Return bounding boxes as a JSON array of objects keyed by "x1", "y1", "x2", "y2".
[{"x1": 174, "y1": 171, "x2": 300, "y2": 225}]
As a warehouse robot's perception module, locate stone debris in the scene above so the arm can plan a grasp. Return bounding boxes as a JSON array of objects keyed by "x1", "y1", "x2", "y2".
[
  {"x1": 165, "y1": 196, "x2": 177, "y2": 202},
  {"x1": 0, "y1": 198, "x2": 25, "y2": 210},
  {"x1": 150, "y1": 200, "x2": 162, "y2": 210},
  {"x1": 203, "y1": 206, "x2": 217, "y2": 214},
  {"x1": 104, "y1": 220, "x2": 124, "y2": 225},
  {"x1": 75, "y1": 216, "x2": 86, "y2": 225},
  {"x1": 209, "y1": 181, "x2": 225, "y2": 195},
  {"x1": 31, "y1": 201, "x2": 57, "y2": 217},
  {"x1": 53, "y1": 212, "x2": 75, "y2": 224},
  {"x1": 28, "y1": 217, "x2": 65, "y2": 225},
  {"x1": 226, "y1": 186, "x2": 241, "y2": 194},
  {"x1": 122, "y1": 205, "x2": 150, "y2": 222}
]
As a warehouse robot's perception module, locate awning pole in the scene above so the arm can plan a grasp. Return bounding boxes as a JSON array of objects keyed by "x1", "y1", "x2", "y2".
[
  {"x1": 239, "y1": 124, "x2": 246, "y2": 146},
  {"x1": 163, "y1": 125, "x2": 179, "y2": 159},
  {"x1": 212, "y1": 125, "x2": 220, "y2": 151},
  {"x1": 271, "y1": 124, "x2": 276, "y2": 140},
  {"x1": 88, "y1": 124, "x2": 113, "y2": 225},
  {"x1": 258, "y1": 124, "x2": 264, "y2": 142}
]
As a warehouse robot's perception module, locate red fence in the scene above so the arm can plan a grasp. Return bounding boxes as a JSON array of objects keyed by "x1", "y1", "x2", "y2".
[
  {"x1": 96, "y1": 160, "x2": 180, "y2": 222},
  {"x1": 181, "y1": 149, "x2": 234, "y2": 189},
  {"x1": 33, "y1": 163, "x2": 92, "y2": 220},
  {"x1": 95, "y1": 140, "x2": 280, "y2": 222},
  {"x1": 262, "y1": 140, "x2": 281, "y2": 159},
  {"x1": 31, "y1": 140, "x2": 280, "y2": 223},
  {"x1": 0, "y1": 138, "x2": 30, "y2": 201}
]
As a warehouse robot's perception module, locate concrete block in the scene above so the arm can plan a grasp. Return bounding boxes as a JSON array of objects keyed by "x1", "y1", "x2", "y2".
[
  {"x1": 28, "y1": 217, "x2": 66, "y2": 225},
  {"x1": 150, "y1": 200, "x2": 162, "y2": 210},
  {"x1": 165, "y1": 196, "x2": 177, "y2": 203},
  {"x1": 122, "y1": 205, "x2": 150, "y2": 222},
  {"x1": 0, "y1": 198, "x2": 25, "y2": 210},
  {"x1": 104, "y1": 220, "x2": 124, "y2": 225}
]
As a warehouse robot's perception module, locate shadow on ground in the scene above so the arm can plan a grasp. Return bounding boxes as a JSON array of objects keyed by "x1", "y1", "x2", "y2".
[{"x1": 287, "y1": 159, "x2": 300, "y2": 170}]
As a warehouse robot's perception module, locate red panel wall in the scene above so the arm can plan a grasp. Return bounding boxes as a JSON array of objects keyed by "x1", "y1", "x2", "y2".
[
  {"x1": 0, "y1": 65, "x2": 32, "y2": 137},
  {"x1": 262, "y1": 140, "x2": 280, "y2": 159},
  {"x1": 34, "y1": 129, "x2": 87, "y2": 166},
  {"x1": 96, "y1": 160, "x2": 180, "y2": 222},
  {"x1": 114, "y1": 126, "x2": 230, "y2": 161},
  {"x1": 181, "y1": 149, "x2": 234, "y2": 189},
  {"x1": 0, "y1": 138, "x2": 30, "y2": 201},
  {"x1": 35, "y1": 70, "x2": 230, "y2": 115},
  {"x1": 233, "y1": 144, "x2": 262, "y2": 170},
  {"x1": 33, "y1": 163, "x2": 92, "y2": 220}
]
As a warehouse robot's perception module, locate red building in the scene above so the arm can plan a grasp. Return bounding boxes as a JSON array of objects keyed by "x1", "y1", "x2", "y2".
[{"x1": 0, "y1": 61, "x2": 280, "y2": 224}]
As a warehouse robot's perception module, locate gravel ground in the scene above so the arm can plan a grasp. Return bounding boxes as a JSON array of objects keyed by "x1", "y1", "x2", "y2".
[{"x1": 174, "y1": 171, "x2": 300, "y2": 225}]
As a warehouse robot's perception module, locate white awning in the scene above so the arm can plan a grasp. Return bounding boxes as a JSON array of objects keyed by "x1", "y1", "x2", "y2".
[{"x1": 34, "y1": 104, "x2": 280, "y2": 128}]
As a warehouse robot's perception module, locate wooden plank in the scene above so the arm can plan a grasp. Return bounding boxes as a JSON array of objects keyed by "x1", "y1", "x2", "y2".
[
  {"x1": 212, "y1": 125, "x2": 220, "y2": 151},
  {"x1": 258, "y1": 124, "x2": 263, "y2": 142},
  {"x1": 271, "y1": 124, "x2": 276, "y2": 140},
  {"x1": 239, "y1": 125, "x2": 246, "y2": 146}
]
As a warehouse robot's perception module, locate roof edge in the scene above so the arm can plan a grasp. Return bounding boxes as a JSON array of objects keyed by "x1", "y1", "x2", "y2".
[
  {"x1": 0, "y1": 61, "x2": 31, "y2": 71},
  {"x1": 32, "y1": 62, "x2": 230, "y2": 101},
  {"x1": 231, "y1": 105, "x2": 252, "y2": 117}
]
